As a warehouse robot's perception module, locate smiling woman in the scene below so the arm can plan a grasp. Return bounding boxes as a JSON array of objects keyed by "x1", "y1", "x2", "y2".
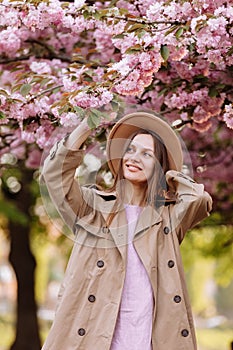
[
  {"x1": 40, "y1": 111, "x2": 212, "y2": 350},
  {"x1": 123, "y1": 134, "x2": 156, "y2": 183},
  {"x1": 114, "y1": 129, "x2": 171, "y2": 208}
]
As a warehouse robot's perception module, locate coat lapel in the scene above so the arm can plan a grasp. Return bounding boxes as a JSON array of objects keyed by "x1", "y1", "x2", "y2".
[
  {"x1": 134, "y1": 205, "x2": 162, "y2": 236},
  {"x1": 108, "y1": 204, "x2": 163, "y2": 259},
  {"x1": 108, "y1": 204, "x2": 128, "y2": 259}
]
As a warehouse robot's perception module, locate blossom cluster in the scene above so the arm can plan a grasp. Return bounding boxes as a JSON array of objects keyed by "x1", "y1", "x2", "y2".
[{"x1": 0, "y1": 0, "x2": 232, "y2": 205}]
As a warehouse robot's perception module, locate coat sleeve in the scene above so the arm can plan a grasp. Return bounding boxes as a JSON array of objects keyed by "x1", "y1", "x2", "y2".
[
  {"x1": 166, "y1": 170, "x2": 212, "y2": 243},
  {"x1": 40, "y1": 138, "x2": 94, "y2": 231}
]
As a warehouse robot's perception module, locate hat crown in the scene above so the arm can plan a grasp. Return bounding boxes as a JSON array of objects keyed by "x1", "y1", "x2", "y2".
[{"x1": 106, "y1": 112, "x2": 183, "y2": 176}]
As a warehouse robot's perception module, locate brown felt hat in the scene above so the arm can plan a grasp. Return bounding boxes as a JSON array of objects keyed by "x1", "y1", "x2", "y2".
[{"x1": 106, "y1": 112, "x2": 183, "y2": 176}]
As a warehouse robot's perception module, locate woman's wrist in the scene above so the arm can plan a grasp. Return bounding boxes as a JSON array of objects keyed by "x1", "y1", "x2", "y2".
[{"x1": 65, "y1": 118, "x2": 92, "y2": 150}]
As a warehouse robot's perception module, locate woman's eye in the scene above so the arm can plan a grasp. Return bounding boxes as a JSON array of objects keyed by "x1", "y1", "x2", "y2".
[
  {"x1": 126, "y1": 146, "x2": 134, "y2": 153},
  {"x1": 144, "y1": 152, "x2": 153, "y2": 157}
]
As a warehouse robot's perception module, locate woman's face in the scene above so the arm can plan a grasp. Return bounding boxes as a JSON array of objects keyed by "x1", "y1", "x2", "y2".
[{"x1": 122, "y1": 133, "x2": 155, "y2": 186}]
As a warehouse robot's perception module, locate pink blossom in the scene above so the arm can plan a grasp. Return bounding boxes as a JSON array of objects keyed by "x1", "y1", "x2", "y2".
[
  {"x1": 62, "y1": 14, "x2": 75, "y2": 29},
  {"x1": 111, "y1": 58, "x2": 131, "y2": 76},
  {"x1": 169, "y1": 47, "x2": 189, "y2": 62},
  {"x1": 0, "y1": 0, "x2": 232, "y2": 213},
  {"x1": 37, "y1": 0, "x2": 63, "y2": 28},
  {"x1": 73, "y1": 0, "x2": 86, "y2": 9},
  {"x1": 51, "y1": 106, "x2": 60, "y2": 120},
  {"x1": 100, "y1": 89, "x2": 113, "y2": 105},
  {"x1": 223, "y1": 104, "x2": 233, "y2": 129},
  {"x1": 30, "y1": 61, "x2": 52, "y2": 74},
  {"x1": 60, "y1": 112, "x2": 80, "y2": 128},
  {"x1": 22, "y1": 8, "x2": 40, "y2": 31},
  {"x1": 193, "y1": 106, "x2": 211, "y2": 124},
  {"x1": 142, "y1": 88, "x2": 165, "y2": 112},
  {"x1": 0, "y1": 29, "x2": 21, "y2": 56},
  {"x1": 134, "y1": 0, "x2": 154, "y2": 16},
  {"x1": 34, "y1": 96, "x2": 51, "y2": 115},
  {"x1": 114, "y1": 70, "x2": 144, "y2": 96},
  {"x1": 92, "y1": 67, "x2": 105, "y2": 82},
  {"x1": 0, "y1": 5, "x2": 20, "y2": 27},
  {"x1": 113, "y1": 33, "x2": 138, "y2": 53},
  {"x1": 62, "y1": 76, "x2": 81, "y2": 91},
  {"x1": 163, "y1": 2, "x2": 193, "y2": 21},
  {"x1": 207, "y1": 16, "x2": 228, "y2": 35},
  {"x1": 21, "y1": 130, "x2": 36, "y2": 144},
  {"x1": 139, "y1": 52, "x2": 153, "y2": 70},
  {"x1": 116, "y1": 0, "x2": 139, "y2": 16},
  {"x1": 69, "y1": 88, "x2": 113, "y2": 109},
  {"x1": 72, "y1": 16, "x2": 95, "y2": 33},
  {"x1": 35, "y1": 121, "x2": 55, "y2": 149},
  {"x1": 146, "y1": 3, "x2": 162, "y2": 21},
  {"x1": 21, "y1": 0, "x2": 64, "y2": 30},
  {"x1": 206, "y1": 50, "x2": 226, "y2": 68},
  {"x1": 203, "y1": 94, "x2": 225, "y2": 116},
  {"x1": 191, "y1": 15, "x2": 207, "y2": 34},
  {"x1": 0, "y1": 93, "x2": 7, "y2": 107},
  {"x1": 191, "y1": 120, "x2": 212, "y2": 132},
  {"x1": 93, "y1": 29, "x2": 114, "y2": 52},
  {"x1": 25, "y1": 148, "x2": 42, "y2": 169}
]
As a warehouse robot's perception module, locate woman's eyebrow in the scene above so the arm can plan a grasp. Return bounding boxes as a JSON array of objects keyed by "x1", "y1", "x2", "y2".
[{"x1": 130, "y1": 141, "x2": 154, "y2": 152}]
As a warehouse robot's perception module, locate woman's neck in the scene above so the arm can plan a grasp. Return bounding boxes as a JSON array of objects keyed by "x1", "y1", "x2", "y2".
[{"x1": 123, "y1": 181, "x2": 147, "y2": 206}]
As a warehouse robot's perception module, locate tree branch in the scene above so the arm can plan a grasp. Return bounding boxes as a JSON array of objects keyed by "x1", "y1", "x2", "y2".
[
  {"x1": 0, "y1": 55, "x2": 31, "y2": 64},
  {"x1": 25, "y1": 38, "x2": 72, "y2": 62},
  {"x1": 26, "y1": 84, "x2": 64, "y2": 104}
]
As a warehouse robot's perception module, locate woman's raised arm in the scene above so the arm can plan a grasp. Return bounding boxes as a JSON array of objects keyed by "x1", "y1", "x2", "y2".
[{"x1": 40, "y1": 119, "x2": 93, "y2": 231}]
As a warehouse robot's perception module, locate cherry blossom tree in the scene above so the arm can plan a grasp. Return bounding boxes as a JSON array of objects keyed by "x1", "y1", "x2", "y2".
[
  {"x1": 0, "y1": 0, "x2": 233, "y2": 348},
  {"x1": 0, "y1": 0, "x2": 233, "y2": 211}
]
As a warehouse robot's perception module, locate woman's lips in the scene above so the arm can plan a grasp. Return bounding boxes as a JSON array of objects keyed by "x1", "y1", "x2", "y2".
[{"x1": 126, "y1": 163, "x2": 142, "y2": 171}]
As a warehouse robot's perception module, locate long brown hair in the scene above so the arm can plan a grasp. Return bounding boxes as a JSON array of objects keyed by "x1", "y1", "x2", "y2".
[{"x1": 105, "y1": 129, "x2": 174, "y2": 227}]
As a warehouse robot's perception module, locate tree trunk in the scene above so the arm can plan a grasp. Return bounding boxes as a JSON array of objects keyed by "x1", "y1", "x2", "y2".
[
  {"x1": 4, "y1": 167, "x2": 41, "y2": 350},
  {"x1": 9, "y1": 221, "x2": 41, "y2": 350}
]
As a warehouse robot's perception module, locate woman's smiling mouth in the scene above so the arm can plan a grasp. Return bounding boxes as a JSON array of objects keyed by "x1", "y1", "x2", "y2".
[{"x1": 126, "y1": 163, "x2": 142, "y2": 171}]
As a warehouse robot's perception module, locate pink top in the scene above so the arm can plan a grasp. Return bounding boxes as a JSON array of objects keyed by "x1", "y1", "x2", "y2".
[{"x1": 110, "y1": 205, "x2": 154, "y2": 350}]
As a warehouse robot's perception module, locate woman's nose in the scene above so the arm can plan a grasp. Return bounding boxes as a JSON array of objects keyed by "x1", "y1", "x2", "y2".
[{"x1": 129, "y1": 151, "x2": 140, "y2": 162}]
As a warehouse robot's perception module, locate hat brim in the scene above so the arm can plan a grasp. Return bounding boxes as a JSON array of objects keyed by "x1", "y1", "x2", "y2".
[{"x1": 106, "y1": 112, "x2": 183, "y2": 176}]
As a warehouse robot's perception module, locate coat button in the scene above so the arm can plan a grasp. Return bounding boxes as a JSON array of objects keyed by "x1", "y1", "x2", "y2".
[
  {"x1": 88, "y1": 294, "x2": 96, "y2": 303},
  {"x1": 102, "y1": 226, "x2": 110, "y2": 234},
  {"x1": 168, "y1": 260, "x2": 175, "y2": 268},
  {"x1": 163, "y1": 226, "x2": 170, "y2": 234},
  {"x1": 78, "y1": 328, "x2": 86, "y2": 336},
  {"x1": 97, "y1": 260, "x2": 104, "y2": 268},
  {"x1": 181, "y1": 329, "x2": 189, "y2": 337},
  {"x1": 174, "y1": 295, "x2": 182, "y2": 303}
]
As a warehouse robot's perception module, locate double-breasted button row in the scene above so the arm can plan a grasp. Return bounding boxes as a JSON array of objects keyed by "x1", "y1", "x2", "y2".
[
  {"x1": 79, "y1": 294, "x2": 96, "y2": 336},
  {"x1": 163, "y1": 226, "x2": 187, "y2": 338}
]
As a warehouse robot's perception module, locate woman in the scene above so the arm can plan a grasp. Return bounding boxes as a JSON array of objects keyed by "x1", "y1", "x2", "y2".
[{"x1": 41, "y1": 112, "x2": 212, "y2": 350}]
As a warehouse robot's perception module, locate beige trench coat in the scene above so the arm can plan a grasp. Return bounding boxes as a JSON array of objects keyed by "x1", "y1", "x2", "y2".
[{"x1": 41, "y1": 138, "x2": 212, "y2": 350}]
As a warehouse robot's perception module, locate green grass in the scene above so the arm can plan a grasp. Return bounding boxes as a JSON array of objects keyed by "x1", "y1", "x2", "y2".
[
  {"x1": 0, "y1": 316, "x2": 15, "y2": 350},
  {"x1": 197, "y1": 328, "x2": 233, "y2": 350}
]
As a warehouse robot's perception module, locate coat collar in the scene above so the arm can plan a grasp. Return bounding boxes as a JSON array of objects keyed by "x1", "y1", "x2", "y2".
[
  {"x1": 107, "y1": 203, "x2": 162, "y2": 258},
  {"x1": 75, "y1": 189, "x2": 163, "y2": 258}
]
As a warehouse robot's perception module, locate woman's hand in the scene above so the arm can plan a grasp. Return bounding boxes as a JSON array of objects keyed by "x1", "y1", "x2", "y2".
[{"x1": 65, "y1": 118, "x2": 92, "y2": 150}]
